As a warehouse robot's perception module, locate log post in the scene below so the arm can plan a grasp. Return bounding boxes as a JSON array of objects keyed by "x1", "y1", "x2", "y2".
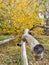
[{"x1": 20, "y1": 40, "x2": 28, "y2": 65}]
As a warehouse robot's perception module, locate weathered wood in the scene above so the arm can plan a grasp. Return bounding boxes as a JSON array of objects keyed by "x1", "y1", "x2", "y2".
[
  {"x1": 22, "y1": 29, "x2": 39, "y2": 51},
  {"x1": 20, "y1": 40, "x2": 28, "y2": 65},
  {"x1": 0, "y1": 36, "x2": 16, "y2": 45},
  {"x1": 21, "y1": 29, "x2": 44, "y2": 61}
]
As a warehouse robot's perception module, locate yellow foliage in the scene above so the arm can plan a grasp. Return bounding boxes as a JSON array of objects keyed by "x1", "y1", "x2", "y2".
[{"x1": 0, "y1": 0, "x2": 45, "y2": 36}]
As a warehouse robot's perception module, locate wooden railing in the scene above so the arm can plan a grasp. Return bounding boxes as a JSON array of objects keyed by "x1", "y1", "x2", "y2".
[
  {"x1": 0, "y1": 36, "x2": 16, "y2": 45},
  {"x1": 0, "y1": 28, "x2": 44, "y2": 65}
]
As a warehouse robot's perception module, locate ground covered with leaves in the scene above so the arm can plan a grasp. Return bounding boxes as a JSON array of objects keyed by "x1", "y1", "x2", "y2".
[{"x1": 0, "y1": 35, "x2": 49, "y2": 65}]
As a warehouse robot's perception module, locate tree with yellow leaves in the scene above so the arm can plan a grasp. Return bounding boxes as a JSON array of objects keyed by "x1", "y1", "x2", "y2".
[{"x1": 0, "y1": 0, "x2": 47, "y2": 35}]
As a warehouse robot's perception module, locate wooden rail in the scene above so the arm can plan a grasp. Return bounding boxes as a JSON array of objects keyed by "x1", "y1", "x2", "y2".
[{"x1": 0, "y1": 36, "x2": 16, "y2": 45}]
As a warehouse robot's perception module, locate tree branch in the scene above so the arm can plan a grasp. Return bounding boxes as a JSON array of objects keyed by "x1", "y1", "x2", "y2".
[
  {"x1": 30, "y1": 25, "x2": 49, "y2": 31},
  {"x1": 38, "y1": 25, "x2": 49, "y2": 29}
]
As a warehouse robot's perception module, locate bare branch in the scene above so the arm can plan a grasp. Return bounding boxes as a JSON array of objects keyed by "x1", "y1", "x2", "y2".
[
  {"x1": 30, "y1": 25, "x2": 49, "y2": 31},
  {"x1": 38, "y1": 25, "x2": 49, "y2": 29}
]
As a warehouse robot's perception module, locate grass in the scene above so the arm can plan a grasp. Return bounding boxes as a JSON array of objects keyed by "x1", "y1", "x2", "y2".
[{"x1": 0, "y1": 35, "x2": 49, "y2": 65}]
